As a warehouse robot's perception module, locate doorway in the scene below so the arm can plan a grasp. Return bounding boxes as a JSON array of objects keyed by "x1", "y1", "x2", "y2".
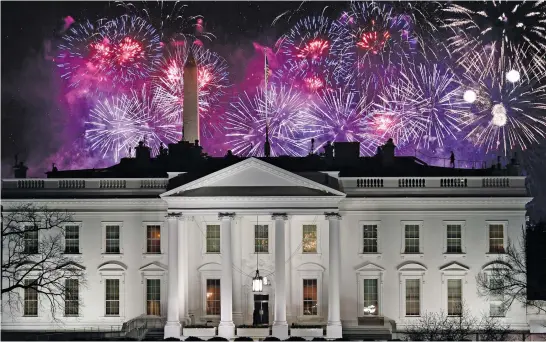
[{"x1": 253, "y1": 294, "x2": 269, "y2": 326}]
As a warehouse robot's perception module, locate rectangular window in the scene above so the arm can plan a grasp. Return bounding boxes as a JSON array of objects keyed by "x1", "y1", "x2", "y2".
[
  {"x1": 446, "y1": 224, "x2": 462, "y2": 253},
  {"x1": 362, "y1": 225, "x2": 378, "y2": 253},
  {"x1": 404, "y1": 225, "x2": 420, "y2": 254},
  {"x1": 105, "y1": 225, "x2": 120, "y2": 254},
  {"x1": 206, "y1": 279, "x2": 221, "y2": 315},
  {"x1": 254, "y1": 224, "x2": 269, "y2": 253},
  {"x1": 303, "y1": 279, "x2": 318, "y2": 315},
  {"x1": 64, "y1": 225, "x2": 80, "y2": 254},
  {"x1": 489, "y1": 278, "x2": 505, "y2": 317},
  {"x1": 146, "y1": 279, "x2": 161, "y2": 316},
  {"x1": 447, "y1": 279, "x2": 462, "y2": 316},
  {"x1": 24, "y1": 226, "x2": 38, "y2": 254},
  {"x1": 65, "y1": 279, "x2": 79, "y2": 316},
  {"x1": 24, "y1": 279, "x2": 38, "y2": 316},
  {"x1": 146, "y1": 225, "x2": 161, "y2": 254},
  {"x1": 405, "y1": 279, "x2": 420, "y2": 316},
  {"x1": 206, "y1": 225, "x2": 220, "y2": 253},
  {"x1": 363, "y1": 279, "x2": 379, "y2": 315},
  {"x1": 105, "y1": 279, "x2": 120, "y2": 316},
  {"x1": 302, "y1": 225, "x2": 318, "y2": 253},
  {"x1": 489, "y1": 224, "x2": 505, "y2": 253}
]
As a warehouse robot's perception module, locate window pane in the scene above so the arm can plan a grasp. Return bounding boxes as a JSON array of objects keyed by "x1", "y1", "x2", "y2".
[
  {"x1": 446, "y1": 225, "x2": 462, "y2": 253},
  {"x1": 147, "y1": 225, "x2": 161, "y2": 254},
  {"x1": 206, "y1": 225, "x2": 220, "y2": 253},
  {"x1": 303, "y1": 279, "x2": 318, "y2": 315},
  {"x1": 206, "y1": 279, "x2": 221, "y2": 315},
  {"x1": 303, "y1": 225, "x2": 317, "y2": 253},
  {"x1": 146, "y1": 279, "x2": 161, "y2": 316},
  {"x1": 363, "y1": 279, "x2": 379, "y2": 315},
  {"x1": 404, "y1": 225, "x2": 420, "y2": 254},
  {"x1": 105, "y1": 279, "x2": 120, "y2": 316},
  {"x1": 489, "y1": 225, "x2": 505, "y2": 253},
  {"x1": 105, "y1": 226, "x2": 120, "y2": 254},
  {"x1": 64, "y1": 225, "x2": 80, "y2": 254},
  {"x1": 254, "y1": 225, "x2": 269, "y2": 253},
  {"x1": 24, "y1": 279, "x2": 38, "y2": 316},
  {"x1": 447, "y1": 279, "x2": 462, "y2": 316},
  {"x1": 362, "y1": 225, "x2": 378, "y2": 253},
  {"x1": 24, "y1": 227, "x2": 38, "y2": 254},
  {"x1": 405, "y1": 279, "x2": 420, "y2": 316},
  {"x1": 65, "y1": 279, "x2": 79, "y2": 316}
]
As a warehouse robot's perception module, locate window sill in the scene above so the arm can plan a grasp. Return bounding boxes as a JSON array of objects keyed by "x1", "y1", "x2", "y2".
[
  {"x1": 296, "y1": 315, "x2": 322, "y2": 321},
  {"x1": 443, "y1": 253, "x2": 466, "y2": 259},
  {"x1": 405, "y1": 315, "x2": 421, "y2": 318},
  {"x1": 101, "y1": 253, "x2": 124, "y2": 259},
  {"x1": 142, "y1": 253, "x2": 164, "y2": 258},
  {"x1": 400, "y1": 253, "x2": 424, "y2": 259},
  {"x1": 359, "y1": 253, "x2": 382, "y2": 259},
  {"x1": 485, "y1": 253, "x2": 506, "y2": 259},
  {"x1": 64, "y1": 253, "x2": 82, "y2": 256},
  {"x1": 22, "y1": 315, "x2": 39, "y2": 318}
]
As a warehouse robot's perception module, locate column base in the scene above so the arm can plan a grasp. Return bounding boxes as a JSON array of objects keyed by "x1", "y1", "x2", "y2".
[
  {"x1": 272, "y1": 322, "x2": 289, "y2": 340},
  {"x1": 164, "y1": 321, "x2": 181, "y2": 339},
  {"x1": 218, "y1": 321, "x2": 235, "y2": 339},
  {"x1": 327, "y1": 323, "x2": 343, "y2": 339}
]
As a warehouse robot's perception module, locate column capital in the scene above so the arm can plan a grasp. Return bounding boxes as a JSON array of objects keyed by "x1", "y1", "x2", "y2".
[
  {"x1": 166, "y1": 212, "x2": 182, "y2": 220},
  {"x1": 325, "y1": 212, "x2": 341, "y2": 220},
  {"x1": 271, "y1": 213, "x2": 288, "y2": 221},
  {"x1": 218, "y1": 212, "x2": 236, "y2": 220}
]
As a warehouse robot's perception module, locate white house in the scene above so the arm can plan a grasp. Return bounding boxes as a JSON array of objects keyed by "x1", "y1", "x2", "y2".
[{"x1": 1, "y1": 139, "x2": 536, "y2": 340}]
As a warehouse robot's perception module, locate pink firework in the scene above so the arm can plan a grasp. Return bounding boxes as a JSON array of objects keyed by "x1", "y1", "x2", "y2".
[{"x1": 296, "y1": 38, "x2": 330, "y2": 60}]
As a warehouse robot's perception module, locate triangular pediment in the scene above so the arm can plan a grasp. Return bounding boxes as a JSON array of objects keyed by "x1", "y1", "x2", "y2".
[
  {"x1": 440, "y1": 261, "x2": 469, "y2": 272},
  {"x1": 161, "y1": 158, "x2": 345, "y2": 197},
  {"x1": 139, "y1": 262, "x2": 167, "y2": 272},
  {"x1": 355, "y1": 262, "x2": 386, "y2": 273}
]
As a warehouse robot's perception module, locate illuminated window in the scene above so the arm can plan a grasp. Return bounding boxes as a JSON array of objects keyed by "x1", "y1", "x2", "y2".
[
  {"x1": 404, "y1": 225, "x2": 420, "y2": 254},
  {"x1": 146, "y1": 225, "x2": 161, "y2": 254},
  {"x1": 64, "y1": 225, "x2": 80, "y2": 254},
  {"x1": 105, "y1": 279, "x2": 120, "y2": 316},
  {"x1": 65, "y1": 279, "x2": 79, "y2": 316},
  {"x1": 446, "y1": 225, "x2": 462, "y2": 253},
  {"x1": 447, "y1": 279, "x2": 462, "y2": 316},
  {"x1": 363, "y1": 225, "x2": 378, "y2": 253},
  {"x1": 24, "y1": 226, "x2": 38, "y2": 254},
  {"x1": 363, "y1": 279, "x2": 379, "y2": 315},
  {"x1": 405, "y1": 279, "x2": 420, "y2": 316},
  {"x1": 105, "y1": 225, "x2": 120, "y2": 254},
  {"x1": 489, "y1": 278, "x2": 505, "y2": 317},
  {"x1": 24, "y1": 279, "x2": 38, "y2": 316},
  {"x1": 206, "y1": 225, "x2": 220, "y2": 253},
  {"x1": 302, "y1": 225, "x2": 317, "y2": 253},
  {"x1": 303, "y1": 279, "x2": 318, "y2": 315},
  {"x1": 146, "y1": 279, "x2": 161, "y2": 316},
  {"x1": 489, "y1": 225, "x2": 505, "y2": 253},
  {"x1": 254, "y1": 225, "x2": 269, "y2": 253},
  {"x1": 206, "y1": 279, "x2": 221, "y2": 315}
]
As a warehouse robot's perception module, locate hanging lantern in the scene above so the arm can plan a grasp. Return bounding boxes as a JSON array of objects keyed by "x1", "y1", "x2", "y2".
[{"x1": 252, "y1": 270, "x2": 263, "y2": 292}]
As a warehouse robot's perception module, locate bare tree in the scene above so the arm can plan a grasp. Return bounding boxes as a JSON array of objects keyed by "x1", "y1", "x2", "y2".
[
  {"x1": 2, "y1": 203, "x2": 86, "y2": 320},
  {"x1": 404, "y1": 305, "x2": 510, "y2": 341},
  {"x1": 476, "y1": 224, "x2": 546, "y2": 315}
]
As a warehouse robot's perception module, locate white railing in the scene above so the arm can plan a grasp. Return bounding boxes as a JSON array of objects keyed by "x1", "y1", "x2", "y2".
[
  {"x1": 348, "y1": 176, "x2": 523, "y2": 190},
  {"x1": 2, "y1": 178, "x2": 169, "y2": 190}
]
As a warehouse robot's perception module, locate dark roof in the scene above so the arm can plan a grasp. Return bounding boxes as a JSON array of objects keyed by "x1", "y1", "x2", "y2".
[{"x1": 177, "y1": 186, "x2": 338, "y2": 197}]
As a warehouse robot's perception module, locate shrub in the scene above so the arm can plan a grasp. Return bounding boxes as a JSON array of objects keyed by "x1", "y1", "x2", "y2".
[
  {"x1": 290, "y1": 325, "x2": 324, "y2": 329},
  {"x1": 185, "y1": 337, "x2": 203, "y2": 341},
  {"x1": 234, "y1": 337, "x2": 254, "y2": 341},
  {"x1": 312, "y1": 338, "x2": 327, "y2": 341},
  {"x1": 284, "y1": 338, "x2": 306, "y2": 341},
  {"x1": 164, "y1": 338, "x2": 181, "y2": 341},
  {"x1": 185, "y1": 325, "x2": 213, "y2": 329},
  {"x1": 263, "y1": 337, "x2": 281, "y2": 341},
  {"x1": 208, "y1": 337, "x2": 228, "y2": 341}
]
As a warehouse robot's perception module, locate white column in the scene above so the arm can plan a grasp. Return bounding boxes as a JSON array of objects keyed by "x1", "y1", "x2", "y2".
[
  {"x1": 164, "y1": 213, "x2": 181, "y2": 339},
  {"x1": 272, "y1": 213, "x2": 288, "y2": 340},
  {"x1": 177, "y1": 216, "x2": 188, "y2": 324},
  {"x1": 218, "y1": 212, "x2": 235, "y2": 338},
  {"x1": 326, "y1": 212, "x2": 343, "y2": 338}
]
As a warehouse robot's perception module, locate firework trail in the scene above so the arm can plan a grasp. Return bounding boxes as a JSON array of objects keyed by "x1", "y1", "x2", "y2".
[
  {"x1": 458, "y1": 46, "x2": 546, "y2": 154},
  {"x1": 93, "y1": 15, "x2": 162, "y2": 85},
  {"x1": 305, "y1": 87, "x2": 381, "y2": 156},
  {"x1": 443, "y1": 1, "x2": 546, "y2": 70},
  {"x1": 153, "y1": 41, "x2": 229, "y2": 138},
  {"x1": 224, "y1": 85, "x2": 311, "y2": 157}
]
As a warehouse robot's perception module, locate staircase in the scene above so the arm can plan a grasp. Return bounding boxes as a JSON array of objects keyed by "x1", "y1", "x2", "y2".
[{"x1": 142, "y1": 328, "x2": 164, "y2": 341}]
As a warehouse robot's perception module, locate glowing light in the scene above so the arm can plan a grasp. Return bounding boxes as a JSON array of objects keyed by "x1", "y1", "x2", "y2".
[
  {"x1": 492, "y1": 113, "x2": 507, "y2": 127},
  {"x1": 296, "y1": 39, "x2": 330, "y2": 59},
  {"x1": 506, "y1": 69, "x2": 520, "y2": 83},
  {"x1": 464, "y1": 90, "x2": 477, "y2": 103},
  {"x1": 357, "y1": 30, "x2": 391, "y2": 54},
  {"x1": 304, "y1": 76, "x2": 324, "y2": 91},
  {"x1": 491, "y1": 103, "x2": 507, "y2": 117}
]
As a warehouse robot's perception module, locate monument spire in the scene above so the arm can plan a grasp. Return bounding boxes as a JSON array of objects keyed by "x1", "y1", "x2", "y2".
[{"x1": 183, "y1": 46, "x2": 199, "y2": 143}]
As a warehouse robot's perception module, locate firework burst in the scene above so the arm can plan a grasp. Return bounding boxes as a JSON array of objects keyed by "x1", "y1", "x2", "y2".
[{"x1": 224, "y1": 85, "x2": 310, "y2": 157}]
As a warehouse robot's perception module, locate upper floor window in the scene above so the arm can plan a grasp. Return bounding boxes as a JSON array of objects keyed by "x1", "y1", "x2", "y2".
[
  {"x1": 405, "y1": 279, "x2": 420, "y2": 316},
  {"x1": 446, "y1": 224, "x2": 462, "y2": 253},
  {"x1": 65, "y1": 279, "x2": 79, "y2": 316},
  {"x1": 64, "y1": 225, "x2": 80, "y2": 254},
  {"x1": 302, "y1": 224, "x2": 318, "y2": 253},
  {"x1": 24, "y1": 279, "x2": 38, "y2": 316},
  {"x1": 363, "y1": 224, "x2": 378, "y2": 253},
  {"x1": 206, "y1": 279, "x2": 221, "y2": 315},
  {"x1": 489, "y1": 224, "x2": 505, "y2": 253},
  {"x1": 254, "y1": 224, "x2": 269, "y2": 253},
  {"x1": 24, "y1": 226, "x2": 38, "y2": 254},
  {"x1": 146, "y1": 279, "x2": 161, "y2": 316},
  {"x1": 105, "y1": 279, "x2": 120, "y2": 316},
  {"x1": 206, "y1": 225, "x2": 220, "y2": 253},
  {"x1": 105, "y1": 225, "x2": 120, "y2": 254},
  {"x1": 404, "y1": 225, "x2": 420, "y2": 254},
  {"x1": 447, "y1": 279, "x2": 462, "y2": 316},
  {"x1": 146, "y1": 225, "x2": 161, "y2": 254},
  {"x1": 303, "y1": 279, "x2": 318, "y2": 315}
]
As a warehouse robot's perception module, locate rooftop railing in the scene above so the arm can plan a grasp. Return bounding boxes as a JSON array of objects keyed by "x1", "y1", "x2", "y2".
[
  {"x1": 350, "y1": 176, "x2": 524, "y2": 189},
  {"x1": 2, "y1": 178, "x2": 169, "y2": 190}
]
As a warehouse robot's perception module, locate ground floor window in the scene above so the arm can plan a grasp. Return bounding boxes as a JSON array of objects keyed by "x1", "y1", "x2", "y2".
[
  {"x1": 105, "y1": 279, "x2": 120, "y2": 316},
  {"x1": 303, "y1": 279, "x2": 318, "y2": 315},
  {"x1": 65, "y1": 279, "x2": 79, "y2": 316},
  {"x1": 363, "y1": 279, "x2": 379, "y2": 315},
  {"x1": 405, "y1": 279, "x2": 420, "y2": 316},
  {"x1": 447, "y1": 279, "x2": 462, "y2": 316},
  {"x1": 24, "y1": 279, "x2": 38, "y2": 316},
  {"x1": 206, "y1": 279, "x2": 220, "y2": 315},
  {"x1": 146, "y1": 279, "x2": 161, "y2": 316}
]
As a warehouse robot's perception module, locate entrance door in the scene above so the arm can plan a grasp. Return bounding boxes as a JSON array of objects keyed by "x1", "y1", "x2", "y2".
[{"x1": 253, "y1": 294, "x2": 269, "y2": 325}]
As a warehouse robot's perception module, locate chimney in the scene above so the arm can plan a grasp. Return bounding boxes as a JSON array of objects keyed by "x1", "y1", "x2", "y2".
[
  {"x1": 380, "y1": 139, "x2": 396, "y2": 166},
  {"x1": 323, "y1": 141, "x2": 334, "y2": 160},
  {"x1": 135, "y1": 140, "x2": 151, "y2": 162},
  {"x1": 507, "y1": 152, "x2": 521, "y2": 176},
  {"x1": 183, "y1": 48, "x2": 199, "y2": 144},
  {"x1": 13, "y1": 161, "x2": 28, "y2": 179}
]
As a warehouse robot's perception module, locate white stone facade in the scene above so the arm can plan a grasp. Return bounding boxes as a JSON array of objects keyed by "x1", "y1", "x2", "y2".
[{"x1": 1, "y1": 158, "x2": 534, "y2": 338}]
